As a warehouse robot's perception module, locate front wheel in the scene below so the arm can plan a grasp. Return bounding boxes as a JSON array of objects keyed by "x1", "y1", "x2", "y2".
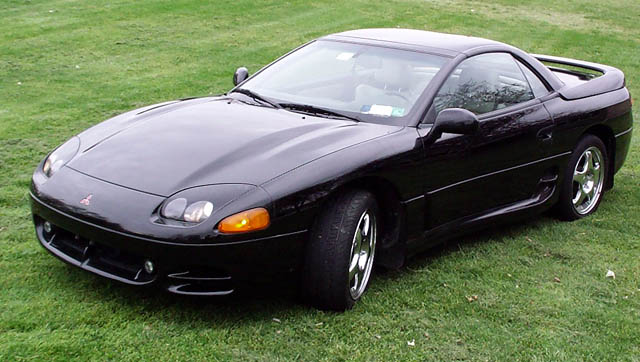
[
  {"x1": 302, "y1": 190, "x2": 378, "y2": 311},
  {"x1": 557, "y1": 134, "x2": 608, "y2": 220}
]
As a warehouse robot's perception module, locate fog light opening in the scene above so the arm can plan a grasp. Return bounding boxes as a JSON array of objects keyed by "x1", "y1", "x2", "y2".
[
  {"x1": 144, "y1": 260, "x2": 155, "y2": 274},
  {"x1": 43, "y1": 221, "x2": 52, "y2": 233}
]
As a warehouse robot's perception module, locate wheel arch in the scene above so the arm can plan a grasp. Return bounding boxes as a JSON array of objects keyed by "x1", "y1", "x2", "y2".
[
  {"x1": 582, "y1": 124, "x2": 615, "y2": 190},
  {"x1": 323, "y1": 176, "x2": 407, "y2": 269}
]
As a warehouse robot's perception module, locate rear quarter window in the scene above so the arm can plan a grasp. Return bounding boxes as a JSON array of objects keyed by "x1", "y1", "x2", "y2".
[{"x1": 516, "y1": 60, "x2": 550, "y2": 98}]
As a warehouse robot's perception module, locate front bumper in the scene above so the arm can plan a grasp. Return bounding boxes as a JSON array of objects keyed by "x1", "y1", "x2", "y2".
[{"x1": 31, "y1": 192, "x2": 307, "y2": 295}]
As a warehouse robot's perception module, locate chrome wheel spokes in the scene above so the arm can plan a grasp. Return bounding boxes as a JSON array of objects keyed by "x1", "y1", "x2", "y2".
[
  {"x1": 572, "y1": 146, "x2": 604, "y2": 215},
  {"x1": 348, "y1": 210, "x2": 376, "y2": 299}
]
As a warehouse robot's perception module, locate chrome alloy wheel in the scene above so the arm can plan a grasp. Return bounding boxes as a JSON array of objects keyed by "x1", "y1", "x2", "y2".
[
  {"x1": 348, "y1": 210, "x2": 376, "y2": 299},
  {"x1": 572, "y1": 146, "x2": 605, "y2": 215}
]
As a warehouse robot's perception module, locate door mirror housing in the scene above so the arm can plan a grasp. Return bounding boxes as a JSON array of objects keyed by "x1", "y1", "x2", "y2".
[
  {"x1": 233, "y1": 67, "x2": 249, "y2": 86},
  {"x1": 429, "y1": 108, "x2": 479, "y2": 140}
]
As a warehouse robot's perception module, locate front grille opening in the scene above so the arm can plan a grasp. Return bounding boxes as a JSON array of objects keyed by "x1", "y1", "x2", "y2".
[
  {"x1": 35, "y1": 216, "x2": 155, "y2": 285},
  {"x1": 51, "y1": 229, "x2": 90, "y2": 262},
  {"x1": 87, "y1": 243, "x2": 154, "y2": 283}
]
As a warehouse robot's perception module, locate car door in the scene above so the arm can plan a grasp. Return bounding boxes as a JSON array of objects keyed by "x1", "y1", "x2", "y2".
[{"x1": 417, "y1": 52, "x2": 556, "y2": 234}]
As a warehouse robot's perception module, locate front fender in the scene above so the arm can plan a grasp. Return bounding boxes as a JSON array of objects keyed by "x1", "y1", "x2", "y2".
[{"x1": 261, "y1": 126, "x2": 421, "y2": 231}]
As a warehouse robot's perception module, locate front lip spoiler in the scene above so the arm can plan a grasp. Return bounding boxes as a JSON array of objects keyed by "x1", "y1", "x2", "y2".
[{"x1": 36, "y1": 222, "x2": 235, "y2": 295}]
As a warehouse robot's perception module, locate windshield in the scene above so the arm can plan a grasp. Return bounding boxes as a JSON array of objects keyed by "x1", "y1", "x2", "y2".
[{"x1": 238, "y1": 40, "x2": 448, "y2": 124}]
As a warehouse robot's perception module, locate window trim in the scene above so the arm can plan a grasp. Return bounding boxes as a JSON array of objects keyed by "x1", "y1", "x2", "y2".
[
  {"x1": 513, "y1": 56, "x2": 552, "y2": 98},
  {"x1": 476, "y1": 97, "x2": 541, "y2": 121}
]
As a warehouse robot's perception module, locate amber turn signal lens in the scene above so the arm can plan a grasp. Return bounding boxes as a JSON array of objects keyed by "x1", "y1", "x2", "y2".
[{"x1": 218, "y1": 208, "x2": 270, "y2": 234}]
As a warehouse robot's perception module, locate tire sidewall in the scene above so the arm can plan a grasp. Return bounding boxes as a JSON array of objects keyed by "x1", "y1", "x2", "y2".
[{"x1": 302, "y1": 189, "x2": 379, "y2": 311}]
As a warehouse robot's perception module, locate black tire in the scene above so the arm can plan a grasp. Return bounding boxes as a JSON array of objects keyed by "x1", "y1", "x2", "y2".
[
  {"x1": 302, "y1": 189, "x2": 379, "y2": 311},
  {"x1": 556, "y1": 134, "x2": 608, "y2": 221}
]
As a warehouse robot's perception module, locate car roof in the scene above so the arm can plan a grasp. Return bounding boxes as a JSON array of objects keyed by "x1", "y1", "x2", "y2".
[{"x1": 323, "y1": 28, "x2": 505, "y2": 57}]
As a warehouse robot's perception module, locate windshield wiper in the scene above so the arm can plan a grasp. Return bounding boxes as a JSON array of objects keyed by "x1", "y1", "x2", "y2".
[
  {"x1": 279, "y1": 103, "x2": 360, "y2": 122},
  {"x1": 230, "y1": 88, "x2": 282, "y2": 109}
]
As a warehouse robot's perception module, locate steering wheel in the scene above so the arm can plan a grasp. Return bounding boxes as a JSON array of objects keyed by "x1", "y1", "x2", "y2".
[{"x1": 383, "y1": 90, "x2": 411, "y2": 104}]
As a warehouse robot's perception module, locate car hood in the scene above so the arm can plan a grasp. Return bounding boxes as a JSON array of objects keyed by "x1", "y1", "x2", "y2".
[{"x1": 68, "y1": 97, "x2": 401, "y2": 196}]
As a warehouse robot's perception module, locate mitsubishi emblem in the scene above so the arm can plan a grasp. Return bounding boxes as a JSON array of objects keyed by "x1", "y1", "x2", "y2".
[{"x1": 80, "y1": 194, "x2": 93, "y2": 206}]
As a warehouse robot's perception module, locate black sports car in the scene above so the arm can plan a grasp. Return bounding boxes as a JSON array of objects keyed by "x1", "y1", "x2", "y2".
[{"x1": 31, "y1": 29, "x2": 633, "y2": 310}]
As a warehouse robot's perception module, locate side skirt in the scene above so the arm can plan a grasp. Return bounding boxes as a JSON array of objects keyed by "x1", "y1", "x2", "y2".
[{"x1": 406, "y1": 175, "x2": 558, "y2": 256}]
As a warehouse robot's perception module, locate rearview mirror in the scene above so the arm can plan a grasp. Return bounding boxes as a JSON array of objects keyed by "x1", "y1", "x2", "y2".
[
  {"x1": 233, "y1": 67, "x2": 249, "y2": 86},
  {"x1": 429, "y1": 108, "x2": 479, "y2": 141}
]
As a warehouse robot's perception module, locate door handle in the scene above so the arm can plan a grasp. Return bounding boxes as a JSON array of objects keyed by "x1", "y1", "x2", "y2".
[{"x1": 537, "y1": 129, "x2": 553, "y2": 141}]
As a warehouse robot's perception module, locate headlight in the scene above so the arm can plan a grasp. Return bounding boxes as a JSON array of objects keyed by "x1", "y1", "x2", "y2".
[
  {"x1": 161, "y1": 198, "x2": 214, "y2": 223},
  {"x1": 153, "y1": 184, "x2": 269, "y2": 228},
  {"x1": 43, "y1": 137, "x2": 80, "y2": 177}
]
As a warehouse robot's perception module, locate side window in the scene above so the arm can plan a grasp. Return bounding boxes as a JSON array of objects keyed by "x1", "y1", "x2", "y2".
[
  {"x1": 433, "y1": 53, "x2": 535, "y2": 115},
  {"x1": 516, "y1": 60, "x2": 549, "y2": 98}
]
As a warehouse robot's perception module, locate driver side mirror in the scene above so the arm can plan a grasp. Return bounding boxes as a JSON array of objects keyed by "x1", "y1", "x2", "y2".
[
  {"x1": 233, "y1": 67, "x2": 249, "y2": 86},
  {"x1": 429, "y1": 108, "x2": 479, "y2": 141}
]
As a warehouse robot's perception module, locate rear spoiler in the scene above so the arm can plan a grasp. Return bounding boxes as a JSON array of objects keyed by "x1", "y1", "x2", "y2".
[{"x1": 531, "y1": 54, "x2": 625, "y2": 100}]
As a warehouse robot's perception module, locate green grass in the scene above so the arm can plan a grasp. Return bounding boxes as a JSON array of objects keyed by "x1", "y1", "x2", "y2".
[{"x1": 1, "y1": 0, "x2": 639, "y2": 360}]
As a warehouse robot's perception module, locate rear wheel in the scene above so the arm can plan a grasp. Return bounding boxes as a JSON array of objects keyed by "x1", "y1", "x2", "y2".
[
  {"x1": 557, "y1": 134, "x2": 607, "y2": 220},
  {"x1": 302, "y1": 189, "x2": 378, "y2": 311}
]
